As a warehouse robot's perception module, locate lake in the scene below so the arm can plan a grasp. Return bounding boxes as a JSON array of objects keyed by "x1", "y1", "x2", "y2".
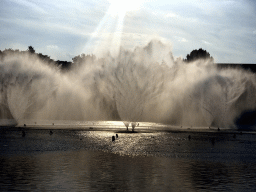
[{"x1": 1, "y1": 125, "x2": 256, "y2": 191}]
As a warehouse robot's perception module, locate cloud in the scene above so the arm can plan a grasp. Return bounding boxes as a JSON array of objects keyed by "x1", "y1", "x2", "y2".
[
  {"x1": 1, "y1": 0, "x2": 255, "y2": 63},
  {"x1": 8, "y1": 0, "x2": 48, "y2": 15},
  {"x1": 165, "y1": 12, "x2": 178, "y2": 18},
  {"x1": 0, "y1": 17, "x2": 92, "y2": 38},
  {"x1": 47, "y1": 45, "x2": 59, "y2": 50},
  {"x1": 174, "y1": 36, "x2": 188, "y2": 43},
  {"x1": 180, "y1": 38, "x2": 188, "y2": 42},
  {"x1": 202, "y1": 40, "x2": 212, "y2": 45}
]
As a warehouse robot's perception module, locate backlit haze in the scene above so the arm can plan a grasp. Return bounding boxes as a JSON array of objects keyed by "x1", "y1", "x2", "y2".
[{"x1": 0, "y1": 0, "x2": 256, "y2": 63}]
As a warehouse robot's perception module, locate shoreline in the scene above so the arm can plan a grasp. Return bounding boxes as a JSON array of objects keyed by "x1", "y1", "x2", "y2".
[{"x1": 1, "y1": 125, "x2": 256, "y2": 135}]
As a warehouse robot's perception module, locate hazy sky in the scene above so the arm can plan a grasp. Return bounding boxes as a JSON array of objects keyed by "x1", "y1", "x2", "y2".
[{"x1": 1, "y1": 0, "x2": 255, "y2": 63}]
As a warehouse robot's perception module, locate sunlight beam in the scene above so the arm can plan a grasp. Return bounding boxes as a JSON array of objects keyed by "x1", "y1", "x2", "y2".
[{"x1": 82, "y1": 0, "x2": 145, "y2": 57}]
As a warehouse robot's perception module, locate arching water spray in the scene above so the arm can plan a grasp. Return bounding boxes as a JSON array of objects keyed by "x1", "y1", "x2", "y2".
[{"x1": 0, "y1": 40, "x2": 256, "y2": 129}]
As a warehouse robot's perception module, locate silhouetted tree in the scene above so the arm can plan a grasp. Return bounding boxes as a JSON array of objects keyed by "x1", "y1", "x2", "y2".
[
  {"x1": 56, "y1": 60, "x2": 72, "y2": 70},
  {"x1": 37, "y1": 53, "x2": 54, "y2": 63},
  {"x1": 28, "y1": 46, "x2": 35, "y2": 54},
  {"x1": 184, "y1": 48, "x2": 214, "y2": 63},
  {"x1": 72, "y1": 54, "x2": 96, "y2": 66}
]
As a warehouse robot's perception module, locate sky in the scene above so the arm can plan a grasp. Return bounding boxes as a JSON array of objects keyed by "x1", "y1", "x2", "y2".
[{"x1": 0, "y1": 0, "x2": 256, "y2": 63}]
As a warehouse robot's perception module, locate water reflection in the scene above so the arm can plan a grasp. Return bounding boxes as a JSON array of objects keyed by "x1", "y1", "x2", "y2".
[
  {"x1": 1, "y1": 150, "x2": 256, "y2": 191},
  {"x1": 1, "y1": 129, "x2": 256, "y2": 191},
  {"x1": 0, "y1": 150, "x2": 190, "y2": 191}
]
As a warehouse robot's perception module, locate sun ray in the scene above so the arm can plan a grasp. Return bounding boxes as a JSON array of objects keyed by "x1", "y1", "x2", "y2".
[{"x1": 82, "y1": 0, "x2": 145, "y2": 57}]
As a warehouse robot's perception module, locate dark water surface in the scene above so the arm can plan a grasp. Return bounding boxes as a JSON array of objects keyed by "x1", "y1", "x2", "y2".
[{"x1": 1, "y1": 128, "x2": 256, "y2": 191}]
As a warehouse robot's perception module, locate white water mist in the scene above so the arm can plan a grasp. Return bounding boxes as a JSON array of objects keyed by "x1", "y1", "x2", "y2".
[{"x1": 0, "y1": 40, "x2": 256, "y2": 128}]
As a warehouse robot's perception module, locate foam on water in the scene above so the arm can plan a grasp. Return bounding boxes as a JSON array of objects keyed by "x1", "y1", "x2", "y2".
[{"x1": 1, "y1": 40, "x2": 256, "y2": 129}]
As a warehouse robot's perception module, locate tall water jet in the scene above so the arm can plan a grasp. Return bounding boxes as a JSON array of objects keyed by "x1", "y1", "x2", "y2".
[
  {"x1": 123, "y1": 121, "x2": 130, "y2": 130},
  {"x1": 0, "y1": 40, "x2": 256, "y2": 129}
]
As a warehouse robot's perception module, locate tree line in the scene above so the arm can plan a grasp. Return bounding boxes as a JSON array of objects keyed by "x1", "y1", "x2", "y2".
[
  {"x1": 0, "y1": 46, "x2": 97, "y2": 70},
  {"x1": 0, "y1": 46, "x2": 214, "y2": 68},
  {"x1": 1, "y1": 46, "x2": 255, "y2": 72}
]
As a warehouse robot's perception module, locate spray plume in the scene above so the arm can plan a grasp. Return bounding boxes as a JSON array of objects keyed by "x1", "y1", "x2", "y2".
[{"x1": 0, "y1": 40, "x2": 256, "y2": 128}]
